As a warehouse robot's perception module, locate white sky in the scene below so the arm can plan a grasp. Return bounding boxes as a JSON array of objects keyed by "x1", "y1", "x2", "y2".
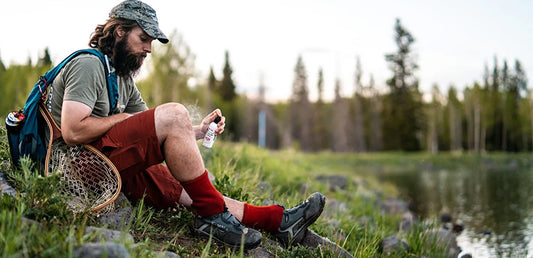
[{"x1": 1, "y1": 0, "x2": 532, "y2": 102}]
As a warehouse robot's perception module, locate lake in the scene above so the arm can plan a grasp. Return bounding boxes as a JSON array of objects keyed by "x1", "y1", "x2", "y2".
[{"x1": 378, "y1": 163, "x2": 533, "y2": 257}]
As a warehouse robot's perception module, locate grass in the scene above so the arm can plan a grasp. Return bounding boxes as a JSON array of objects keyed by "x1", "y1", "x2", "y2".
[{"x1": 3, "y1": 125, "x2": 518, "y2": 257}]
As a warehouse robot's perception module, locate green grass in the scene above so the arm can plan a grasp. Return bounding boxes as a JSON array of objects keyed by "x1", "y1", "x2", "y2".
[{"x1": 4, "y1": 126, "x2": 527, "y2": 256}]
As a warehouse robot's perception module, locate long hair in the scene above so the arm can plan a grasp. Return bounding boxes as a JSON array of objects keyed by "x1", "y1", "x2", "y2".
[{"x1": 89, "y1": 18, "x2": 138, "y2": 56}]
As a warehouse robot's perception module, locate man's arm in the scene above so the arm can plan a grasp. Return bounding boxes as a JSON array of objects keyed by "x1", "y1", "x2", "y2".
[{"x1": 61, "y1": 100, "x2": 132, "y2": 145}]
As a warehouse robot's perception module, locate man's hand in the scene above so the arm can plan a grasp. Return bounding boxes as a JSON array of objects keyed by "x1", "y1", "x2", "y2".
[{"x1": 194, "y1": 109, "x2": 225, "y2": 140}]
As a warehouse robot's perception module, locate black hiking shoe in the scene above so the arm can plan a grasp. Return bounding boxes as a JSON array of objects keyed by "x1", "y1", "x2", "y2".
[
  {"x1": 194, "y1": 209, "x2": 263, "y2": 250},
  {"x1": 273, "y1": 192, "x2": 326, "y2": 247}
]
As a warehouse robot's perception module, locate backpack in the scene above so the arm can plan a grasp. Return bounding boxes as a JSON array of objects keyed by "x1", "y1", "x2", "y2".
[{"x1": 5, "y1": 49, "x2": 119, "y2": 172}]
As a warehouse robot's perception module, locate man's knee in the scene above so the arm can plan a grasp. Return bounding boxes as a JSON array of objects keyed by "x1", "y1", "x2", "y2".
[{"x1": 155, "y1": 103, "x2": 192, "y2": 130}]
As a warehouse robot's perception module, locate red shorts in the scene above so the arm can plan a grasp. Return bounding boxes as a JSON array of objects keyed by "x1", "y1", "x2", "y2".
[{"x1": 91, "y1": 108, "x2": 183, "y2": 209}]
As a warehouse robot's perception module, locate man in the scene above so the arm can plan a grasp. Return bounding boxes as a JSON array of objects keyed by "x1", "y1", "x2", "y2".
[{"x1": 47, "y1": 0, "x2": 325, "y2": 250}]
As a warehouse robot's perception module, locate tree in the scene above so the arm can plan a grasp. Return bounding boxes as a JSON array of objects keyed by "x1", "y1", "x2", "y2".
[
  {"x1": 37, "y1": 47, "x2": 52, "y2": 67},
  {"x1": 367, "y1": 74, "x2": 383, "y2": 151},
  {"x1": 352, "y1": 56, "x2": 366, "y2": 152},
  {"x1": 447, "y1": 86, "x2": 463, "y2": 151},
  {"x1": 220, "y1": 51, "x2": 236, "y2": 101},
  {"x1": 331, "y1": 79, "x2": 349, "y2": 152},
  {"x1": 382, "y1": 18, "x2": 423, "y2": 151},
  {"x1": 289, "y1": 55, "x2": 312, "y2": 151},
  {"x1": 311, "y1": 68, "x2": 329, "y2": 150},
  {"x1": 137, "y1": 30, "x2": 196, "y2": 106}
]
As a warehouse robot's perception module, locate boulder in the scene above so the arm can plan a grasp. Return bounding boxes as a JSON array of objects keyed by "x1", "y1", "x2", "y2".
[
  {"x1": 380, "y1": 236, "x2": 409, "y2": 256},
  {"x1": 73, "y1": 243, "x2": 130, "y2": 258}
]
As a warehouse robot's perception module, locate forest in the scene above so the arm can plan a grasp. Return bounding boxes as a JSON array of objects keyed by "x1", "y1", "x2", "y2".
[{"x1": 1, "y1": 19, "x2": 530, "y2": 153}]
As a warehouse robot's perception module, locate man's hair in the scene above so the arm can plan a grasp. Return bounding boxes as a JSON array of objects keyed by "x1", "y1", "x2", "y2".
[{"x1": 89, "y1": 18, "x2": 139, "y2": 56}]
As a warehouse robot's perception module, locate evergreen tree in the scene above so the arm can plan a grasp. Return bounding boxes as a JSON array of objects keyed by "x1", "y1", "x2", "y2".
[
  {"x1": 447, "y1": 86, "x2": 463, "y2": 151},
  {"x1": 220, "y1": 51, "x2": 236, "y2": 101},
  {"x1": 208, "y1": 65, "x2": 218, "y2": 91},
  {"x1": 37, "y1": 47, "x2": 52, "y2": 67},
  {"x1": 311, "y1": 68, "x2": 329, "y2": 150},
  {"x1": 352, "y1": 56, "x2": 366, "y2": 152},
  {"x1": 382, "y1": 18, "x2": 423, "y2": 151},
  {"x1": 367, "y1": 74, "x2": 383, "y2": 151},
  {"x1": 332, "y1": 78, "x2": 349, "y2": 152},
  {"x1": 289, "y1": 55, "x2": 312, "y2": 151}
]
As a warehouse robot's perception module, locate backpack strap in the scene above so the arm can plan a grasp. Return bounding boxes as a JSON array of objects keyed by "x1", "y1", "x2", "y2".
[
  {"x1": 17, "y1": 49, "x2": 118, "y2": 168},
  {"x1": 28, "y1": 49, "x2": 118, "y2": 115}
]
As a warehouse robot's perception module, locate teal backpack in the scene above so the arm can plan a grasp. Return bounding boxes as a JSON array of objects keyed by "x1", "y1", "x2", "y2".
[{"x1": 5, "y1": 49, "x2": 118, "y2": 171}]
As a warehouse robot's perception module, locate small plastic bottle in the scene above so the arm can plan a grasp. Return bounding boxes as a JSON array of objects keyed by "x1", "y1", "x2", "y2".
[{"x1": 202, "y1": 116, "x2": 221, "y2": 148}]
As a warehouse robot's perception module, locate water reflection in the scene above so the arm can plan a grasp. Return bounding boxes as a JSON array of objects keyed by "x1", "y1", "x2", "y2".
[{"x1": 378, "y1": 167, "x2": 533, "y2": 257}]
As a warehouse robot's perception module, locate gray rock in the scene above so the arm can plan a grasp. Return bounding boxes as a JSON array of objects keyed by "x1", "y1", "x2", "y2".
[
  {"x1": 0, "y1": 172, "x2": 17, "y2": 198},
  {"x1": 84, "y1": 226, "x2": 134, "y2": 243},
  {"x1": 424, "y1": 228, "x2": 460, "y2": 258},
  {"x1": 378, "y1": 198, "x2": 409, "y2": 214},
  {"x1": 316, "y1": 175, "x2": 348, "y2": 191},
  {"x1": 247, "y1": 247, "x2": 275, "y2": 258},
  {"x1": 323, "y1": 199, "x2": 347, "y2": 218},
  {"x1": 74, "y1": 243, "x2": 130, "y2": 258},
  {"x1": 380, "y1": 236, "x2": 409, "y2": 255},
  {"x1": 358, "y1": 216, "x2": 376, "y2": 229},
  {"x1": 399, "y1": 211, "x2": 417, "y2": 232},
  {"x1": 300, "y1": 229, "x2": 354, "y2": 258},
  {"x1": 98, "y1": 193, "x2": 133, "y2": 230},
  {"x1": 152, "y1": 251, "x2": 180, "y2": 258}
]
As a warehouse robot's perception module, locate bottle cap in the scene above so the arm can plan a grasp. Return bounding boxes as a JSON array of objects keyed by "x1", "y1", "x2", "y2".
[{"x1": 214, "y1": 116, "x2": 221, "y2": 123}]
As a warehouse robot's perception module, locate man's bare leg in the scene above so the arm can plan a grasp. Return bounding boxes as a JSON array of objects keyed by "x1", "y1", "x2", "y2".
[{"x1": 154, "y1": 103, "x2": 205, "y2": 182}]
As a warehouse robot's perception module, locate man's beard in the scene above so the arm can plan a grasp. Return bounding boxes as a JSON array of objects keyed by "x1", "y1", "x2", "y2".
[{"x1": 113, "y1": 38, "x2": 146, "y2": 78}]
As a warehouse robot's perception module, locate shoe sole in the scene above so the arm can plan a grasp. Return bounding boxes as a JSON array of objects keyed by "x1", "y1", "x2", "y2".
[{"x1": 195, "y1": 228, "x2": 262, "y2": 250}]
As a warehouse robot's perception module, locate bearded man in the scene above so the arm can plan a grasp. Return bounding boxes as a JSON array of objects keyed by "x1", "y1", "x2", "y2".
[{"x1": 47, "y1": 0, "x2": 325, "y2": 249}]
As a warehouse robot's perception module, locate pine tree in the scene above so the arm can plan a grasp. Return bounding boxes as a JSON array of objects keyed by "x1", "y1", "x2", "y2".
[
  {"x1": 220, "y1": 51, "x2": 236, "y2": 101},
  {"x1": 37, "y1": 47, "x2": 52, "y2": 67},
  {"x1": 448, "y1": 86, "x2": 462, "y2": 151},
  {"x1": 383, "y1": 18, "x2": 423, "y2": 151},
  {"x1": 367, "y1": 74, "x2": 383, "y2": 151},
  {"x1": 352, "y1": 56, "x2": 366, "y2": 152},
  {"x1": 289, "y1": 56, "x2": 312, "y2": 151},
  {"x1": 311, "y1": 68, "x2": 329, "y2": 150},
  {"x1": 332, "y1": 79, "x2": 349, "y2": 152}
]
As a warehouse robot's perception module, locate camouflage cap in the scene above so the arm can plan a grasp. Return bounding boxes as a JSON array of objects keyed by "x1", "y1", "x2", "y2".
[{"x1": 110, "y1": 0, "x2": 169, "y2": 44}]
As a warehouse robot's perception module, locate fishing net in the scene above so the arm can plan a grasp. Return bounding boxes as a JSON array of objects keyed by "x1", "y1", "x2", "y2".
[{"x1": 40, "y1": 104, "x2": 121, "y2": 213}]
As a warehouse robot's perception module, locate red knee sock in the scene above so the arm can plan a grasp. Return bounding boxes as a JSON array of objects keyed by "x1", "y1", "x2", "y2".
[
  {"x1": 242, "y1": 203, "x2": 284, "y2": 233},
  {"x1": 181, "y1": 170, "x2": 225, "y2": 217}
]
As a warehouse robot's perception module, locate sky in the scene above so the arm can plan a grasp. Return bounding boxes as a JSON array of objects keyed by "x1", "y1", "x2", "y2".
[{"x1": 1, "y1": 0, "x2": 532, "y2": 102}]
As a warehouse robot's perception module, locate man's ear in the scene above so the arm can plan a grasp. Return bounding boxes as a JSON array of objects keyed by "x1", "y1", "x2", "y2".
[{"x1": 116, "y1": 26, "x2": 126, "y2": 39}]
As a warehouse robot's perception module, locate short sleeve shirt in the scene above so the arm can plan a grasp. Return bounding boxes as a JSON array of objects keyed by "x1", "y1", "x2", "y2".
[{"x1": 47, "y1": 53, "x2": 148, "y2": 127}]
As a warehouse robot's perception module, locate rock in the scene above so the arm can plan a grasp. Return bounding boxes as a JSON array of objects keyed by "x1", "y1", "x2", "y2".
[
  {"x1": 399, "y1": 211, "x2": 417, "y2": 232},
  {"x1": 98, "y1": 193, "x2": 133, "y2": 230},
  {"x1": 358, "y1": 216, "x2": 376, "y2": 229},
  {"x1": 378, "y1": 198, "x2": 409, "y2": 214},
  {"x1": 73, "y1": 243, "x2": 130, "y2": 258},
  {"x1": 315, "y1": 175, "x2": 348, "y2": 191},
  {"x1": 152, "y1": 251, "x2": 180, "y2": 258},
  {"x1": 84, "y1": 226, "x2": 134, "y2": 243},
  {"x1": 380, "y1": 236, "x2": 409, "y2": 255},
  {"x1": 323, "y1": 199, "x2": 347, "y2": 218},
  {"x1": 300, "y1": 229, "x2": 354, "y2": 258},
  {"x1": 247, "y1": 247, "x2": 275, "y2": 258},
  {"x1": 0, "y1": 172, "x2": 17, "y2": 198},
  {"x1": 424, "y1": 228, "x2": 460, "y2": 258}
]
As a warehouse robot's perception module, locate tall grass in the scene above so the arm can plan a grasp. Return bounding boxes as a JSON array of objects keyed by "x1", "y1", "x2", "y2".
[{"x1": 1, "y1": 125, "x2": 460, "y2": 257}]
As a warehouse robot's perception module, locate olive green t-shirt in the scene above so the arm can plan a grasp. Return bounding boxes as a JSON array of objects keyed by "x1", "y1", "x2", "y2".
[{"x1": 46, "y1": 53, "x2": 148, "y2": 127}]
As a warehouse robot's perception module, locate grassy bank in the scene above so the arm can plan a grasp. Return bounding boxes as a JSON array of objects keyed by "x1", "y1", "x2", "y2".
[{"x1": 1, "y1": 129, "x2": 467, "y2": 257}]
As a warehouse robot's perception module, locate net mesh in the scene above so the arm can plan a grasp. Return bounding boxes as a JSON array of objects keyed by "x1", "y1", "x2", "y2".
[{"x1": 48, "y1": 139, "x2": 120, "y2": 213}]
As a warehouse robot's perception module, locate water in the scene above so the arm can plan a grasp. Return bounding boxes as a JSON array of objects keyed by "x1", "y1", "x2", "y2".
[{"x1": 378, "y1": 166, "x2": 533, "y2": 257}]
